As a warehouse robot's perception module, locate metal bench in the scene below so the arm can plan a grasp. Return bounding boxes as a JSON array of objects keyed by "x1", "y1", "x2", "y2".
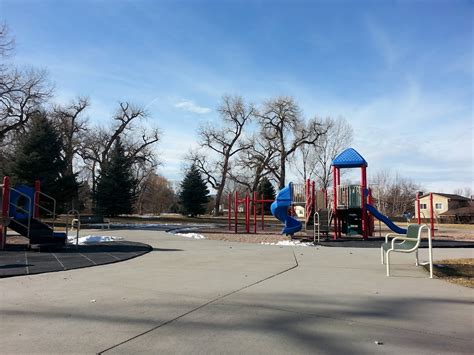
[
  {"x1": 71, "y1": 215, "x2": 110, "y2": 229},
  {"x1": 381, "y1": 223, "x2": 433, "y2": 278}
]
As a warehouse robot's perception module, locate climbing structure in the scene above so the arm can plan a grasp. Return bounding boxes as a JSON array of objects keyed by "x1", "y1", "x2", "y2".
[{"x1": 331, "y1": 148, "x2": 410, "y2": 240}]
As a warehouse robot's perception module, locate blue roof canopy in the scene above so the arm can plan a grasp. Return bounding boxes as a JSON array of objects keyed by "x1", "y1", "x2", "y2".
[{"x1": 332, "y1": 148, "x2": 367, "y2": 168}]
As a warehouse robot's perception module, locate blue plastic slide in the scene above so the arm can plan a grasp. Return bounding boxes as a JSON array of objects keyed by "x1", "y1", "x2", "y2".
[
  {"x1": 366, "y1": 203, "x2": 407, "y2": 234},
  {"x1": 271, "y1": 183, "x2": 302, "y2": 235}
]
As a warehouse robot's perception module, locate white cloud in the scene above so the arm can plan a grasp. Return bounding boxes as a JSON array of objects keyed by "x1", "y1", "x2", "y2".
[
  {"x1": 174, "y1": 99, "x2": 211, "y2": 114},
  {"x1": 365, "y1": 17, "x2": 405, "y2": 68}
]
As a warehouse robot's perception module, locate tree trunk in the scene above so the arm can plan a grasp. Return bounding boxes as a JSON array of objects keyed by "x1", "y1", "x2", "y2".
[{"x1": 279, "y1": 153, "x2": 286, "y2": 190}]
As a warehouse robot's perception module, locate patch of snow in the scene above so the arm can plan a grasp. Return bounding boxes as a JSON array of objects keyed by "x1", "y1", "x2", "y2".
[
  {"x1": 261, "y1": 240, "x2": 314, "y2": 247},
  {"x1": 173, "y1": 232, "x2": 206, "y2": 240},
  {"x1": 68, "y1": 235, "x2": 123, "y2": 245}
]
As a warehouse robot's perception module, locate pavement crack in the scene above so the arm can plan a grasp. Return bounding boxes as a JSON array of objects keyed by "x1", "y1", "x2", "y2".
[{"x1": 98, "y1": 249, "x2": 299, "y2": 354}]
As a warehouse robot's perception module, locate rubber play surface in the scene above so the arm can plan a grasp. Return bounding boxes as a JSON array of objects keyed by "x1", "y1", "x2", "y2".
[{"x1": 0, "y1": 241, "x2": 151, "y2": 278}]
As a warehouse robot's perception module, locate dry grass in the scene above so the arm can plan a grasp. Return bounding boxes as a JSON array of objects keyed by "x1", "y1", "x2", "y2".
[{"x1": 428, "y1": 258, "x2": 474, "y2": 288}]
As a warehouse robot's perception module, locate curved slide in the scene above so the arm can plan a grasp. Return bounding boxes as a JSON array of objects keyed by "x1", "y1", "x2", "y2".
[
  {"x1": 271, "y1": 183, "x2": 302, "y2": 235},
  {"x1": 366, "y1": 203, "x2": 407, "y2": 234}
]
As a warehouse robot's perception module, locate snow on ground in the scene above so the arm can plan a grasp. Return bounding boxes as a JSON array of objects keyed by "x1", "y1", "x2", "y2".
[
  {"x1": 172, "y1": 232, "x2": 206, "y2": 240},
  {"x1": 261, "y1": 240, "x2": 315, "y2": 247},
  {"x1": 68, "y1": 235, "x2": 123, "y2": 245}
]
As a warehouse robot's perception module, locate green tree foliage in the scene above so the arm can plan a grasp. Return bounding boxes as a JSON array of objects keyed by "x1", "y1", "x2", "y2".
[
  {"x1": 9, "y1": 112, "x2": 76, "y2": 212},
  {"x1": 257, "y1": 177, "x2": 276, "y2": 214},
  {"x1": 179, "y1": 165, "x2": 209, "y2": 217},
  {"x1": 95, "y1": 138, "x2": 137, "y2": 216}
]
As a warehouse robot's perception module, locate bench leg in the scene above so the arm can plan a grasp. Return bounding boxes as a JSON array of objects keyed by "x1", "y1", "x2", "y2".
[
  {"x1": 386, "y1": 250, "x2": 391, "y2": 277},
  {"x1": 381, "y1": 247, "x2": 384, "y2": 265},
  {"x1": 415, "y1": 249, "x2": 419, "y2": 266}
]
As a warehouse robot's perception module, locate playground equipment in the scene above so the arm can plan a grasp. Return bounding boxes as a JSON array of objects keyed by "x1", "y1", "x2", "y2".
[
  {"x1": 381, "y1": 223, "x2": 433, "y2": 278},
  {"x1": 271, "y1": 183, "x2": 302, "y2": 235},
  {"x1": 227, "y1": 191, "x2": 274, "y2": 233},
  {"x1": 330, "y1": 148, "x2": 437, "y2": 240},
  {"x1": 270, "y1": 181, "x2": 330, "y2": 241},
  {"x1": 331, "y1": 148, "x2": 414, "y2": 240},
  {"x1": 229, "y1": 148, "x2": 436, "y2": 242},
  {"x1": 0, "y1": 176, "x2": 67, "y2": 249}
]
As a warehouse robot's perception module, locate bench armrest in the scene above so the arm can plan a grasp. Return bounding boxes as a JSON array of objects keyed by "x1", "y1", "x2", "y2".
[
  {"x1": 391, "y1": 236, "x2": 417, "y2": 249},
  {"x1": 385, "y1": 232, "x2": 404, "y2": 243}
]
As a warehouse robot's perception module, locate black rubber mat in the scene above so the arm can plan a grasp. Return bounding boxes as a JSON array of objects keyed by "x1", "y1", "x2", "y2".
[{"x1": 0, "y1": 241, "x2": 152, "y2": 278}]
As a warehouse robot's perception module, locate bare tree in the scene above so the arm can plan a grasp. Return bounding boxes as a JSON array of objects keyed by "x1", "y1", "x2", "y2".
[
  {"x1": 0, "y1": 68, "x2": 52, "y2": 141},
  {"x1": 189, "y1": 95, "x2": 254, "y2": 215},
  {"x1": 51, "y1": 97, "x2": 89, "y2": 176},
  {"x1": 79, "y1": 102, "x2": 161, "y2": 201},
  {"x1": 0, "y1": 24, "x2": 52, "y2": 174},
  {"x1": 453, "y1": 187, "x2": 473, "y2": 199},
  {"x1": 228, "y1": 134, "x2": 279, "y2": 192},
  {"x1": 314, "y1": 117, "x2": 353, "y2": 190},
  {"x1": 371, "y1": 169, "x2": 419, "y2": 216},
  {"x1": 258, "y1": 96, "x2": 326, "y2": 189},
  {"x1": 136, "y1": 173, "x2": 176, "y2": 215},
  {"x1": 0, "y1": 23, "x2": 14, "y2": 59}
]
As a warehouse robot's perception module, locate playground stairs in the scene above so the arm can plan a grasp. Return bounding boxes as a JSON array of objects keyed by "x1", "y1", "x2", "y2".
[
  {"x1": 293, "y1": 208, "x2": 332, "y2": 242},
  {"x1": 8, "y1": 217, "x2": 65, "y2": 248},
  {"x1": 313, "y1": 208, "x2": 332, "y2": 240}
]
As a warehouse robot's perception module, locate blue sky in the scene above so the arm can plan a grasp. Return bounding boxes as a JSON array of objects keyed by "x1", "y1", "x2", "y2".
[{"x1": 1, "y1": 0, "x2": 472, "y2": 192}]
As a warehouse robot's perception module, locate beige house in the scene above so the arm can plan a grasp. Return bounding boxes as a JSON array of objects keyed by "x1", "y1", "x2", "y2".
[{"x1": 415, "y1": 193, "x2": 473, "y2": 222}]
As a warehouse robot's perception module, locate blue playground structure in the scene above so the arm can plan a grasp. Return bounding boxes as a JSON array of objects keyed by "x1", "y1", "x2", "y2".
[
  {"x1": 0, "y1": 176, "x2": 67, "y2": 249},
  {"x1": 271, "y1": 183, "x2": 302, "y2": 235}
]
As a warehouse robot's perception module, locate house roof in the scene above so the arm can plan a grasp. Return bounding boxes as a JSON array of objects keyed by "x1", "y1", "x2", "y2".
[
  {"x1": 419, "y1": 193, "x2": 471, "y2": 201},
  {"x1": 332, "y1": 148, "x2": 367, "y2": 168}
]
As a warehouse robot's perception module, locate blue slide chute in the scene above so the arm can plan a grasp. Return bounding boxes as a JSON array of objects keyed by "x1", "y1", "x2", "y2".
[
  {"x1": 271, "y1": 183, "x2": 302, "y2": 235},
  {"x1": 366, "y1": 203, "x2": 407, "y2": 234}
]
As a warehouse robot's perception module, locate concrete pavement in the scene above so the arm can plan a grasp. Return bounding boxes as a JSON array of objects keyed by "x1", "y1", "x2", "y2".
[{"x1": 1, "y1": 229, "x2": 473, "y2": 354}]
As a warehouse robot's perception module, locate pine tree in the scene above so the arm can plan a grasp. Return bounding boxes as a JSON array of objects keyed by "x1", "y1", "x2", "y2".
[
  {"x1": 95, "y1": 138, "x2": 137, "y2": 216},
  {"x1": 10, "y1": 112, "x2": 75, "y2": 213},
  {"x1": 178, "y1": 165, "x2": 209, "y2": 217},
  {"x1": 257, "y1": 177, "x2": 276, "y2": 214}
]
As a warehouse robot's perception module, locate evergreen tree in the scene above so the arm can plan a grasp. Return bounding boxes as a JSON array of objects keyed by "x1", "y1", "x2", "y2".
[
  {"x1": 10, "y1": 112, "x2": 76, "y2": 213},
  {"x1": 95, "y1": 138, "x2": 137, "y2": 216},
  {"x1": 178, "y1": 165, "x2": 209, "y2": 217},
  {"x1": 257, "y1": 177, "x2": 276, "y2": 214}
]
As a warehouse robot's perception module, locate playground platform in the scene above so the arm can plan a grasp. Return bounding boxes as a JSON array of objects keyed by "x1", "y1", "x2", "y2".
[
  {"x1": 0, "y1": 229, "x2": 472, "y2": 354},
  {"x1": 0, "y1": 241, "x2": 151, "y2": 278}
]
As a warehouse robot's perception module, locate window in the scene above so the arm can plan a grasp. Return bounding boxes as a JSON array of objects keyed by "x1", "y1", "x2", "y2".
[
  {"x1": 420, "y1": 203, "x2": 427, "y2": 209},
  {"x1": 435, "y1": 203, "x2": 443, "y2": 210}
]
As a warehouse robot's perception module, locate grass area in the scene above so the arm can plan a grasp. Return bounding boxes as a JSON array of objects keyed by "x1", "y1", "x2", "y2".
[{"x1": 428, "y1": 258, "x2": 474, "y2": 288}]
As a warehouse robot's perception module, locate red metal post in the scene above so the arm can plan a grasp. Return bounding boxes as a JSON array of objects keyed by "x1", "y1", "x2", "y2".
[
  {"x1": 1, "y1": 176, "x2": 9, "y2": 218},
  {"x1": 416, "y1": 192, "x2": 421, "y2": 224},
  {"x1": 228, "y1": 193, "x2": 231, "y2": 231},
  {"x1": 261, "y1": 193, "x2": 265, "y2": 230},
  {"x1": 234, "y1": 191, "x2": 238, "y2": 233},
  {"x1": 245, "y1": 193, "x2": 250, "y2": 234},
  {"x1": 1, "y1": 176, "x2": 10, "y2": 250},
  {"x1": 361, "y1": 166, "x2": 368, "y2": 240},
  {"x1": 430, "y1": 193, "x2": 435, "y2": 238},
  {"x1": 253, "y1": 191, "x2": 257, "y2": 234},
  {"x1": 312, "y1": 181, "x2": 316, "y2": 211},
  {"x1": 368, "y1": 188, "x2": 374, "y2": 236}
]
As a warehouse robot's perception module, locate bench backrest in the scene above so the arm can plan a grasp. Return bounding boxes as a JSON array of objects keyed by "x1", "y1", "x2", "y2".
[{"x1": 404, "y1": 224, "x2": 424, "y2": 248}]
